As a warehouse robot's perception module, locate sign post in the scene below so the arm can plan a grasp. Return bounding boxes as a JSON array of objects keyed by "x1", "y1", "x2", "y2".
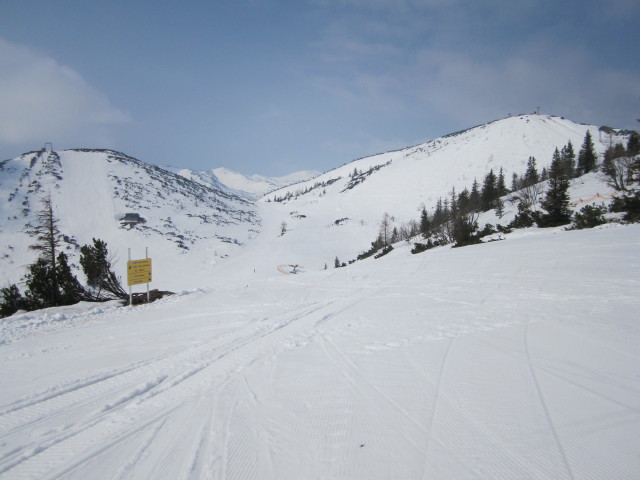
[{"x1": 127, "y1": 248, "x2": 152, "y2": 305}]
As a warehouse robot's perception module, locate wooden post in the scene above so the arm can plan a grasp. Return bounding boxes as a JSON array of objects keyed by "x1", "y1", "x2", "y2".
[
  {"x1": 128, "y1": 248, "x2": 132, "y2": 306},
  {"x1": 146, "y1": 247, "x2": 150, "y2": 304}
]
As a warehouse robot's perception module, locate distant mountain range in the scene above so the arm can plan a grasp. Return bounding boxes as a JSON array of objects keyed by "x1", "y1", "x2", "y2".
[{"x1": 163, "y1": 165, "x2": 320, "y2": 199}]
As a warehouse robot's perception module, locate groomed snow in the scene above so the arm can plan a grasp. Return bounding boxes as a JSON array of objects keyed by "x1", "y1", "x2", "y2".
[
  {"x1": 1, "y1": 222, "x2": 639, "y2": 479},
  {"x1": 1, "y1": 115, "x2": 639, "y2": 478}
]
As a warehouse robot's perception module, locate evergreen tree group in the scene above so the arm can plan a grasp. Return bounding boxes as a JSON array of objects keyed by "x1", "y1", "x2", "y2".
[{"x1": 0, "y1": 196, "x2": 128, "y2": 318}]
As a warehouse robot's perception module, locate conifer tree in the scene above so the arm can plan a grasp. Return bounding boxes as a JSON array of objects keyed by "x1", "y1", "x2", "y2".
[
  {"x1": 449, "y1": 187, "x2": 458, "y2": 215},
  {"x1": 469, "y1": 179, "x2": 481, "y2": 212},
  {"x1": 25, "y1": 194, "x2": 62, "y2": 306},
  {"x1": 419, "y1": 207, "x2": 430, "y2": 237},
  {"x1": 577, "y1": 131, "x2": 597, "y2": 174},
  {"x1": 549, "y1": 148, "x2": 563, "y2": 179},
  {"x1": 0, "y1": 285, "x2": 26, "y2": 318},
  {"x1": 481, "y1": 169, "x2": 497, "y2": 211},
  {"x1": 561, "y1": 141, "x2": 576, "y2": 179},
  {"x1": 56, "y1": 252, "x2": 86, "y2": 305},
  {"x1": 497, "y1": 167, "x2": 508, "y2": 197},
  {"x1": 432, "y1": 198, "x2": 446, "y2": 228},
  {"x1": 524, "y1": 156, "x2": 539, "y2": 187},
  {"x1": 457, "y1": 187, "x2": 471, "y2": 214},
  {"x1": 80, "y1": 238, "x2": 127, "y2": 300},
  {"x1": 540, "y1": 167, "x2": 549, "y2": 182},
  {"x1": 511, "y1": 172, "x2": 520, "y2": 192},
  {"x1": 538, "y1": 149, "x2": 572, "y2": 227}
]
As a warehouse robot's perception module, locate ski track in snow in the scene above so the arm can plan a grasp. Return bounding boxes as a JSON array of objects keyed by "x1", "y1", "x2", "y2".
[{"x1": 1, "y1": 228, "x2": 640, "y2": 477}]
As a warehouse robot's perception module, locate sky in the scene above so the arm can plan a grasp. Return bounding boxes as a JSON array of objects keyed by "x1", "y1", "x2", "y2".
[{"x1": 0, "y1": 0, "x2": 639, "y2": 176}]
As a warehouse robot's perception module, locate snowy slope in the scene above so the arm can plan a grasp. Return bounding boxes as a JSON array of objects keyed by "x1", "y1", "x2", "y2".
[
  {"x1": 260, "y1": 114, "x2": 616, "y2": 265},
  {"x1": 1, "y1": 222, "x2": 639, "y2": 479},
  {"x1": 0, "y1": 115, "x2": 621, "y2": 293},
  {"x1": 0, "y1": 149, "x2": 258, "y2": 291}
]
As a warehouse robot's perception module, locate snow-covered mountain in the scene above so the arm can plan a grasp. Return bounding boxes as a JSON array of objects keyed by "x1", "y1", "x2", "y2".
[
  {"x1": 0, "y1": 114, "x2": 625, "y2": 290},
  {"x1": 213, "y1": 167, "x2": 321, "y2": 198},
  {"x1": 0, "y1": 149, "x2": 258, "y2": 290},
  {"x1": 165, "y1": 165, "x2": 320, "y2": 199},
  {"x1": 258, "y1": 114, "x2": 617, "y2": 267}
]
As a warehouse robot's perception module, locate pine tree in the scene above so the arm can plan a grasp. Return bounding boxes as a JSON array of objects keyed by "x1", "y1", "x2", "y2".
[
  {"x1": 540, "y1": 167, "x2": 549, "y2": 182},
  {"x1": 19, "y1": 194, "x2": 87, "y2": 310},
  {"x1": 449, "y1": 187, "x2": 458, "y2": 215},
  {"x1": 511, "y1": 172, "x2": 520, "y2": 192},
  {"x1": 25, "y1": 194, "x2": 62, "y2": 307},
  {"x1": 524, "y1": 156, "x2": 539, "y2": 187},
  {"x1": 80, "y1": 238, "x2": 127, "y2": 300},
  {"x1": 56, "y1": 252, "x2": 86, "y2": 305},
  {"x1": 0, "y1": 284, "x2": 26, "y2": 318},
  {"x1": 577, "y1": 131, "x2": 597, "y2": 174},
  {"x1": 23, "y1": 259, "x2": 55, "y2": 310},
  {"x1": 432, "y1": 198, "x2": 447, "y2": 227},
  {"x1": 419, "y1": 207, "x2": 431, "y2": 237},
  {"x1": 538, "y1": 149, "x2": 572, "y2": 227},
  {"x1": 457, "y1": 187, "x2": 471, "y2": 214},
  {"x1": 469, "y1": 179, "x2": 481, "y2": 212},
  {"x1": 561, "y1": 141, "x2": 576, "y2": 179},
  {"x1": 497, "y1": 168, "x2": 508, "y2": 197},
  {"x1": 549, "y1": 148, "x2": 564, "y2": 180},
  {"x1": 481, "y1": 169, "x2": 497, "y2": 211}
]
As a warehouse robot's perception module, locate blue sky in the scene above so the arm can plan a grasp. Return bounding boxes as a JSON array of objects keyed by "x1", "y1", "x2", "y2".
[{"x1": 1, "y1": 0, "x2": 639, "y2": 176}]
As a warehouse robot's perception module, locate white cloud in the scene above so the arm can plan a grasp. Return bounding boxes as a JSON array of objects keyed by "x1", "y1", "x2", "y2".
[{"x1": 0, "y1": 38, "x2": 131, "y2": 152}]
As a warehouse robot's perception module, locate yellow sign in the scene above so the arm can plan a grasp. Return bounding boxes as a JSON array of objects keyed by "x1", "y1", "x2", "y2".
[{"x1": 127, "y1": 258, "x2": 152, "y2": 286}]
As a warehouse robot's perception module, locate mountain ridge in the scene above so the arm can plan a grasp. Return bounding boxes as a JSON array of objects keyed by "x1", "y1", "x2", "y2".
[
  {"x1": 0, "y1": 148, "x2": 259, "y2": 289},
  {"x1": 0, "y1": 114, "x2": 630, "y2": 290}
]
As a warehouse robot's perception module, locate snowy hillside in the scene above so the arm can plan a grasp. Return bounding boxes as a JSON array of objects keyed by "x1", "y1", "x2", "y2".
[
  {"x1": 260, "y1": 114, "x2": 618, "y2": 265},
  {"x1": 1, "y1": 222, "x2": 639, "y2": 479},
  {"x1": 0, "y1": 115, "x2": 622, "y2": 292},
  {"x1": 0, "y1": 149, "x2": 258, "y2": 290}
]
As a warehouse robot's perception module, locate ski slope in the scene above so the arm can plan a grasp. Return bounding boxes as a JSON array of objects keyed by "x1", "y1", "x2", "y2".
[{"x1": 1, "y1": 222, "x2": 639, "y2": 479}]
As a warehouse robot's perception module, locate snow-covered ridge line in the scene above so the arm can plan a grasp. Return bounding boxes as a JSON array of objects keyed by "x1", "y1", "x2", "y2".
[{"x1": 0, "y1": 149, "x2": 260, "y2": 291}]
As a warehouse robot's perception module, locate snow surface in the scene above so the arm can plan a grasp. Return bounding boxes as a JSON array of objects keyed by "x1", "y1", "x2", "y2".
[
  {"x1": 0, "y1": 220, "x2": 640, "y2": 479},
  {"x1": 1, "y1": 218, "x2": 640, "y2": 479},
  {"x1": 1, "y1": 115, "x2": 639, "y2": 479}
]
